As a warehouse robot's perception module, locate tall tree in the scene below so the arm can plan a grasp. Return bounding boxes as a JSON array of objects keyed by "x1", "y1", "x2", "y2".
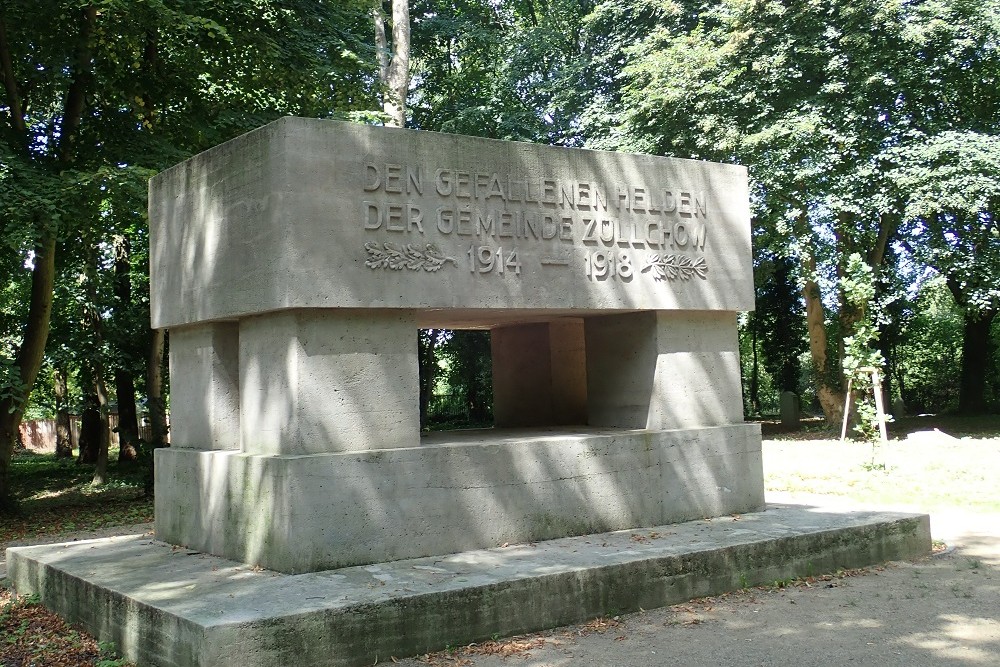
[
  {"x1": 0, "y1": 0, "x2": 378, "y2": 501},
  {"x1": 607, "y1": 0, "x2": 1000, "y2": 424}
]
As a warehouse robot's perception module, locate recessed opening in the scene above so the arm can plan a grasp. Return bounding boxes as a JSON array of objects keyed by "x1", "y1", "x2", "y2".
[
  {"x1": 419, "y1": 329, "x2": 494, "y2": 431},
  {"x1": 418, "y1": 317, "x2": 590, "y2": 432}
]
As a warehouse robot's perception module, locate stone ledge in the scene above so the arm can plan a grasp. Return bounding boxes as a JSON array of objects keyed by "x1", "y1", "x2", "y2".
[
  {"x1": 155, "y1": 425, "x2": 765, "y2": 572},
  {"x1": 7, "y1": 504, "x2": 930, "y2": 667}
]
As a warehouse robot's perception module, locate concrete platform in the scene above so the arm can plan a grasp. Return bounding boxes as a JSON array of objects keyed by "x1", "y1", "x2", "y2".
[{"x1": 6, "y1": 504, "x2": 930, "y2": 667}]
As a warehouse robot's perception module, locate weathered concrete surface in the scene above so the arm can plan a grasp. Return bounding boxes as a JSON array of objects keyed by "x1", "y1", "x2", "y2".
[
  {"x1": 149, "y1": 118, "x2": 753, "y2": 329},
  {"x1": 154, "y1": 425, "x2": 764, "y2": 573},
  {"x1": 7, "y1": 505, "x2": 930, "y2": 667}
]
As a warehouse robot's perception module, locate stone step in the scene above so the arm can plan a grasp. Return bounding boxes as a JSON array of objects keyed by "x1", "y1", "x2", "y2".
[{"x1": 6, "y1": 504, "x2": 929, "y2": 667}]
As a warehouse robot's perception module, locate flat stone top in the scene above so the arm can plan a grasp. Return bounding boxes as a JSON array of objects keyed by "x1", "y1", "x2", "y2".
[
  {"x1": 7, "y1": 506, "x2": 926, "y2": 630},
  {"x1": 149, "y1": 118, "x2": 754, "y2": 328}
]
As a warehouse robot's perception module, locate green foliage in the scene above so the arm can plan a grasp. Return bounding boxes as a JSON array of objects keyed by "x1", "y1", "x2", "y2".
[
  {"x1": 896, "y1": 277, "x2": 969, "y2": 413},
  {"x1": 425, "y1": 330, "x2": 493, "y2": 428},
  {"x1": 840, "y1": 254, "x2": 887, "y2": 466}
]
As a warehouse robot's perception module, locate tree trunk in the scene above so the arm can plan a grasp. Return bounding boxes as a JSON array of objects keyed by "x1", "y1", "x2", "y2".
[
  {"x1": 0, "y1": 6, "x2": 95, "y2": 503},
  {"x1": 92, "y1": 371, "x2": 110, "y2": 485},
  {"x1": 374, "y1": 0, "x2": 409, "y2": 127},
  {"x1": 54, "y1": 367, "x2": 73, "y2": 458},
  {"x1": 113, "y1": 234, "x2": 140, "y2": 462},
  {"x1": 958, "y1": 309, "x2": 997, "y2": 414},
  {"x1": 0, "y1": 234, "x2": 57, "y2": 503},
  {"x1": 147, "y1": 328, "x2": 167, "y2": 447},
  {"x1": 116, "y1": 370, "x2": 140, "y2": 462},
  {"x1": 143, "y1": 328, "x2": 168, "y2": 495},
  {"x1": 78, "y1": 385, "x2": 100, "y2": 465},
  {"x1": 802, "y1": 253, "x2": 844, "y2": 426}
]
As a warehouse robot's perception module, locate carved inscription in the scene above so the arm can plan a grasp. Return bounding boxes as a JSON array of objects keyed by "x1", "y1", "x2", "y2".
[
  {"x1": 364, "y1": 242, "x2": 457, "y2": 271},
  {"x1": 360, "y1": 162, "x2": 712, "y2": 281},
  {"x1": 641, "y1": 254, "x2": 709, "y2": 281}
]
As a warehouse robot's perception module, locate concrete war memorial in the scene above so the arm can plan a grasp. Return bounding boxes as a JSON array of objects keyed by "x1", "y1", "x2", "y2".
[{"x1": 7, "y1": 118, "x2": 930, "y2": 666}]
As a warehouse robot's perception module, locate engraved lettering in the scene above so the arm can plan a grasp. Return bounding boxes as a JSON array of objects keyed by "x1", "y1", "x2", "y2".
[
  {"x1": 583, "y1": 218, "x2": 598, "y2": 244},
  {"x1": 646, "y1": 220, "x2": 663, "y2": 247},
  {"x1": 577, "y1": 182, "x2": 592, "y2": 209},
  {"x1": 560, "y1": 182, "x2": 575, "y2": 209},
  {"x1": 498, "y1": 212, "x2": 515, "y2": 238},
  {"x1": 455, "y1": 171, "x2": 472, "y2": 198},
  {"x1": 364, "y1": 164, "x2": 380, "y2": 192},
  {"x1": 600, "y1": 218, "x2": 615, "y2": 244},
  {"x1": 593, "y1": 185, "x2": 608, "y2": 211},
  {"x1": 474, "y1": 172, "x2": 490, "y2": 199},
  {"x1": 436, "y1": 169, "x2": 453, "y2": 196},
  {"x1": 616, "y1": 185, "x2": 629, "y2": 210},
  {"x1": 541, "y1": 178, "x2": 559, "y2": 204},
  {"x1": 694, "y1": 191, "x2": 707, "y2": 216},
  {"x1": 407, "y1": 204, "x2": 424, "y2": 233},
  {"x1": 384, "y1": 163, "x2": 403, "y2": 193},
  {"x1": 647, "y1": 190, "x2": 661, "y2": 214},
  {"x1": 690, "y1": 221, "x2": 707, "y2": 249},
  {"x1": 407, "y1": 166, "x2": 423, "y2": 195},
  {"x1": 456, "y1": 206, "x2": 474, "y2": 236},
  {"x1": 476, "y1": 209, "x2": 495, "y2": 236},
  {"x1": 673, "y1": 222, "x2": 689, "y2": 247},
  {"x1": 632, "y1": 186, "x2": 646, "y2": 212},
  {"x1": 678, "y1": 192, "x2": 692, "y2": 217},
  {"x1": 662, "y1": 190, "x2": 676, "y2": 212},
  {"x1": 487, "y1": 174, "x2": 505, "y2": 200},
  {"x1": 363, "y1": 201, "x2": 382, "y2": 229},
  {"x1": 386, "y1": 203, "x2": 405, "y2": 231},
  {"x1": 436, "y1": 206, "x2": 454, "y2": 234},
  {"x1": 507, "y1": 176, "x2": 525, "y2": 202},
  {"x1": 559, "y1": 216, "x2": 573, "y2": 241},
  {"x1": 542, "y1": 215, "x2": 559, "y2": 240},
  {"x1": 522, "y1": 211, "x2": 541, "y2": 239}
]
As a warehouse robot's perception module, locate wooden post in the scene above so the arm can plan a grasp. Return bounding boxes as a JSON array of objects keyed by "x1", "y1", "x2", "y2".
[
  {"x1": 840, "y1": 376, "x2": 853, "y2": 442},
  {"x1": 843, "y1": 366, "x2": 889, "y2": 444},
  {"x1": 870, "y1": 368, "x2": 889, "y2": 444}
]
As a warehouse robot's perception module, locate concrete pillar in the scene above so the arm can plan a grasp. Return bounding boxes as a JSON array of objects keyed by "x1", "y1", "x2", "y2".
[
  {"x1": 238, "y1": 309, "x2": 419, "y2": 454},
  {"x1": 491, "y1": 319, "x2": 587, "y2": 427},
  {"x1": 548, "y1": 318, "x2": 588, "y2": 425},
  {"x1": 585, "y1": 311, "x2": 744, "y2": 429},
  {"x1": 167, "y1": 323, "x2": 240, "y2": 450}
]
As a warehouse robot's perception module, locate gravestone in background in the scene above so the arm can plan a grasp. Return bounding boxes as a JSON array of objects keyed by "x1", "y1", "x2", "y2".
[{"x1": 149, "y1": 117, "x2": 763, "y2": 573}]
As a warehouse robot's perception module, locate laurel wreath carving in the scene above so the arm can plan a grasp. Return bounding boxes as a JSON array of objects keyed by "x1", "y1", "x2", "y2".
[
  {"x1": 364, "y1": 242, "x2": 458, "y2": 271},
  {"x1": 641, "y1": 253, "x2": 709, "y2": 281}
]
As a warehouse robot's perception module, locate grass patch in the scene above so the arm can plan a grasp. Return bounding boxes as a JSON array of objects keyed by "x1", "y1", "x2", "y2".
[
  {"x1": 1, "y1": 449, "x2": 153, "y2": 544},
  {"x1": 763, "y1": 433, "x2": 1000, "y2": 513}
]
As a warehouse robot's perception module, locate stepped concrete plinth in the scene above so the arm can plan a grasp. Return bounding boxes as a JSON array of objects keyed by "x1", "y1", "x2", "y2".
[{"x1": 7, "y1": 503, "x2": 930, "y2": 667}]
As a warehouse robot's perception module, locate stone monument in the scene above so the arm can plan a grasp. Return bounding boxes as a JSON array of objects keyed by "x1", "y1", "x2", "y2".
[
  {"x1": 150, "y1": 117, "x2": 763, "y2": 573},
  {"x1": 7, "y1": 118, "x2": 931, "y2": 667}
]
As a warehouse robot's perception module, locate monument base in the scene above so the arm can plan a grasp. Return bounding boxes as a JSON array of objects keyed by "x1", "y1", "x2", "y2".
[
  {"x1": 155, "y1": 425, "x2": 764, "y2": 573},
  {"x1": 7, "y1": 504, "x2": 931, "y2": 667}
]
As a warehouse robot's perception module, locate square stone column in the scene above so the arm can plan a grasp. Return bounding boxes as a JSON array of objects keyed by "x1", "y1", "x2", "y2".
[
  {"x1": 585, "y1": 311, "x2": 744, "y2": 429},
  {"x1": 238, "y1": 309, "x2": 419, "y2": 454},
  {"x1": 167, "y1": 323, "x2": 241, "y2": 450},
  {"x1": 491, "y1": 319, "x2": 587, "y2": 427}
]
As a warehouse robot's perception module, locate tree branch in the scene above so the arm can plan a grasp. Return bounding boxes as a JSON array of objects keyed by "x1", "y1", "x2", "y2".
[{"x1": 57, "y1": 5, "x2": 97, "y2": 164}]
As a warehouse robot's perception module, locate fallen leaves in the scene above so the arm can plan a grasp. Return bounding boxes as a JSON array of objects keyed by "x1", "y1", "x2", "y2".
[
  {"x1": 416, "y1": 636, "x2": 548, "y2": 665},
  {"x1": 0, "y1": 586, "x2": 134, "y2": 666}
]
